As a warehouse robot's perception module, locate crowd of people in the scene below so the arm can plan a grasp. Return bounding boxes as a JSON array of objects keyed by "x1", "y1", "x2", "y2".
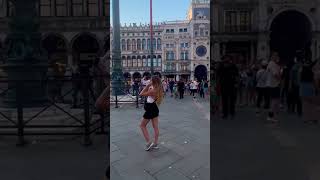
[
  {"x1": 212, "y1": 52, "x2": 320, "y2": 124},
  {"x1": 124, "y1": 76, "x2": 210, "y2": 100}
]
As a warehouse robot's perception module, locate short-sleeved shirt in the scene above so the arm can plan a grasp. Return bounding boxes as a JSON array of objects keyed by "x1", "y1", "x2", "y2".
[{"x1": 266, "y1": 61, "x2": 281, "y2": 88}]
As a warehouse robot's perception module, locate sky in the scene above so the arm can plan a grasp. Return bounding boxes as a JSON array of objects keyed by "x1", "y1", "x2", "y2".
[{"x1": 110, "y1": 0, "x2": 191, "y2": 25}]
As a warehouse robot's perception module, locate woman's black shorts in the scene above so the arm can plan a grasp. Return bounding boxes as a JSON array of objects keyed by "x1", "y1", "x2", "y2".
[{"x1": 143, "y1": 102, "x2": 159, "y2": 119}]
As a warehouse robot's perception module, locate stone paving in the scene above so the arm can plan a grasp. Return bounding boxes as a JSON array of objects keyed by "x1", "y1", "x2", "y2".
[
  {"x1": 213, "y1": 105, "x2": 320, "y2": 180},
  {"x1": 0, "y1": 135, "x2": 107, "y2": 180},
  {"x1": 110, "y1": 94, "x2": 210, "y2": 180}
]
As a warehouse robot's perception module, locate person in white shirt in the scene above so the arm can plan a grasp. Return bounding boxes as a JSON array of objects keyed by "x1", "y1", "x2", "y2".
[
  {"x1": 191, "y1": 80, "x2": 198, "y2": 98},
  {"x1": 255, "y1": 60, "x2": 269, "y2": 113},
  {"x1": 266, "y1": 52, "x2": 282, "y2": 123}
]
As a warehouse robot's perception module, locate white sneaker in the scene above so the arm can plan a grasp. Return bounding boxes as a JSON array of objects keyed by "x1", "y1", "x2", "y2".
[
  {"x1": 145, "y1": 142, "x2": 154, "y2": 151},
  {"x1": 152, "y1": 143, "x2": 159, "y2": 150}
]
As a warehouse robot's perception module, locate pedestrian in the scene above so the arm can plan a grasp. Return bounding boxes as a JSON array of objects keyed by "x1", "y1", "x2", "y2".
[
  {"x1": 288, "y1": 57, "x2": 302, "y2": 116},
  {"x1": 169, "y1": 79, "x2": 175, "y2": 97},
  {"x1": 139, "y1": 76, "x2": 164, "y2": 151},
  {"x1": 246, "y1": 66, "x2": 256, "y2": 106},
  {"x1": 177, "y1": 79, "x2": 185, "y2": 99},
  {"x1": 238, "y1": 65, "x2": 247, "y2": 106},
  {"x1": 217, "y1": 55, "x2": 239, "y2": 119},
  {"x1": 199, "y1": 80, "x2": 205, "y2": 98},
  {"x1": 162, "y1": 80, "x2": 167, "y2": 96},
  {"x1": 191, "y1": 80, "x2": 198, "y2": 98},
  {"x1": 255, "y1": 60, "x2": 269, "y2": 114},
  {"x1": 266, "y1": 52, "x2": 282, "y2": 123},
  {"x1": 299, "y1": 59, "x2": 318, "y2": 124},
  {"x1": 204, "y1": 80, "x2": 209, "y2": 98}
]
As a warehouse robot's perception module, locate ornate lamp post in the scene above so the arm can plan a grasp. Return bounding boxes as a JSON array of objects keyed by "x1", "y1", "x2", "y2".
[
  {"x1": 1, "y1": 0, "x2": 48, "y2": 107},
  {"x1": 111, "y1": 0, "x2": 124, "y2": 95}
]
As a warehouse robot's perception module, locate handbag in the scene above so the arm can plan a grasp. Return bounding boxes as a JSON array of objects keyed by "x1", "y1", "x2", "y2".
[{"x1": 95, "y1": 87, "x2": 109, "y2": 113}]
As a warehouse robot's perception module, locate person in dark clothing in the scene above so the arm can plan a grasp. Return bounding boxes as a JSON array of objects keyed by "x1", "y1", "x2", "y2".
[
  {"x1": 177, "y1": 80, "x2": 185, "y2": 99},
  {"x1": 300, "y1": 59, "x2": 318, "y2": 123},
  {"x1": 169, "y1": 80, "x2": 175, "y2": 96},
  {"x1": 217, "y1": 55, "x2": 239, "y2": 119},
  {"x1": 199, "y1": 80, "x2": 205, "y2": 98},
  {"x1": 288, "y1": 58, "x2": 302, "y2": 115}
]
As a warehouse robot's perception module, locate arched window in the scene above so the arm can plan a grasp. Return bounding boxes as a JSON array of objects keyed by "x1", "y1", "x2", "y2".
[
  {"x1": 147, "y1": 55, "x2": 151, "y2": 67},
  {"x1": 137, "y1": 39, "x2": 141, "y2": 50},
  {"x1": 132, "y1": 56, "x2": 137, "y2": 67},
  {"x1": 157, "y1": 38, "x2": 161, "y2": 50},
  {"x1": 147, "y1": 39, "x2": 150, "y2": 50},
  {"x1": 142, "y1": 39, "x2": 146, "y2": 50},
  {"x1": 127, "y1": 56, "x2": 132, "y2": 67},
  {"x1": 152, "y1": 38, "x2": 156, "y2": 50},
  {"x1": 157, "y1": 55, "x2": 162, "y2": 67},
  {"x1": 122, "y1": 56, "x2": 127, "y2": 67},
  {"x1": 142, "y1": 56, "x2": 147, "y2": 67},
  {"x1": 132, "y1": 39, "x2": 136, "y2": 51},
  {"x1": 127, "y1": 39, "x2": 131, "y2": 51},
  {"x1": 121, "y1": 39, "x2": 126, "y2": 51},
  {"x1": 137, "y1": 56, "x2": 142, "y2": 67}
]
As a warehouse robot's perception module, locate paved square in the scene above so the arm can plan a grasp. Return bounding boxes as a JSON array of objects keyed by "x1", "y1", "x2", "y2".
[{"x1": 110, "y1": 95, "x2": 210, "y2": 180}]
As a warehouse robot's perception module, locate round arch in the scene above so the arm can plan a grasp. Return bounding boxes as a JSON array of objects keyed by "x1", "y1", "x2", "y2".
[
  {"x1": 132, "y1": 72, "x2": 142, "y2": 80},
  {"x1": 71, "y1": 33, "x2": 100, "y2": 64},
  {"x1": 154, "y1": 72, "x2": 162, "y2": 78},
  {"x1": 143, "y1": 72, "x2": 151, "y2": 78},
  {"x1": 70, "y1": 32, "x2": 101, "y2": 54},
  {"x1": 194, "y1": 65, "x2": 207, "y2": 81},
  {"x1": 267, "y1": 7, "x2": 315, "y2": 31},
  {"x1": 42, "y1": 34, "x2": 68, "y2": 66},
  {"x1": 269, "y1": 10, "x2": 313, "y2": 63},
  {"x1": 123, "y1": 72, "x2": 131, "y2": 79}
]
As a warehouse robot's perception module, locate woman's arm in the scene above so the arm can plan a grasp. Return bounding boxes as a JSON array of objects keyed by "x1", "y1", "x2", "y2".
[{"x1": 139, "y1": 84, "x2": 155, "y2": 96}]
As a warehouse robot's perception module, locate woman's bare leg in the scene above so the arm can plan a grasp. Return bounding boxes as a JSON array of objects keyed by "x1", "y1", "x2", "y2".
[
  {"x1": 151, "y1": 117, "x2": 159, "y2": 145},
  {"x1": 140, "y1": 119, "x2": 151, "y2": 143}
]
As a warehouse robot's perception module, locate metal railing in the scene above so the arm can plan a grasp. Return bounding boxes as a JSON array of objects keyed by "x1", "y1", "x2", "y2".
[
  {"x1": 0, "y1": 75, "x2": 107, "y2": 146},
  {"x1": 110, "y1": 82, "x2": 146, "y2": 109}
]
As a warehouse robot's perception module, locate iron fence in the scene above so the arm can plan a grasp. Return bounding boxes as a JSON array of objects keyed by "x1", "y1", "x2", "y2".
[
  {"x1": 110, "y1": 82, "x2": 146, "y2": 108},
  {"x1": 0, "y1": 75, "x2": 107, "y2": 146}
]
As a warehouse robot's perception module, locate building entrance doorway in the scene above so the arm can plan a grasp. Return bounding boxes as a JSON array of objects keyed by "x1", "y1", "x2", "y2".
[{"x1": 270, "y1": 10, "x2": 312, "y2": 65}]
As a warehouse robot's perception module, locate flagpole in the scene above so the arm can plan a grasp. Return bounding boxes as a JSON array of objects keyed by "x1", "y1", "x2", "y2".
[{"x1": 150, "y1": 0, "x2": 154, "y2": 75}]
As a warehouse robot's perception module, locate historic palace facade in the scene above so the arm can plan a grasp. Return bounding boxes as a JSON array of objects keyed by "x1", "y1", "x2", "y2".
[
  {"x1": 211, "y1": 0, "x2": 320, "y2": 65},
  {"x1": 0, "y1": 0, "x2": 109, "y2": 72},
  {"x1": 111, "y1": 0, "x2": 210, "y2": 81}
]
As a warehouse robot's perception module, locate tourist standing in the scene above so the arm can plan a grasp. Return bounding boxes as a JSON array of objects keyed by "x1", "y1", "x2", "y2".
[
  {"x1": 190, "y1": 80, "x2": 198, "y2": 98},
  {"x1": 139, "y1": 76, "x2": 164, "y2": 151},
  {"x1": 255, "y1": 60, "x2": 269, "y2": 114},
  {"x1": 266, "y1": 52, "x2": 282, "y2": 123},
  {"x1": 169, "y1": 79, "x2": 175, "y2": 97},
  {"x1": 288, "y1": 57, "x2": 302, "y2": 116},
  {"x1": 177, "y1": 79, "x2": 185, "y2": 99},
  {"x1": 299, "y1": 59, "x2": 318, "y2": 123},
  {"x1": 199, "y1": 80, "x2": 205, "y2": 98},
  {"x1": 217, "y1": 55, "x2": 239, "y2": 119}
]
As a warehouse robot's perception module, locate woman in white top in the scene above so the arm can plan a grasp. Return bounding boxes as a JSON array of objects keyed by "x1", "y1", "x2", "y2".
[{"x1": 139, "y1": 76, "x2": 164, "y2": 151}]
